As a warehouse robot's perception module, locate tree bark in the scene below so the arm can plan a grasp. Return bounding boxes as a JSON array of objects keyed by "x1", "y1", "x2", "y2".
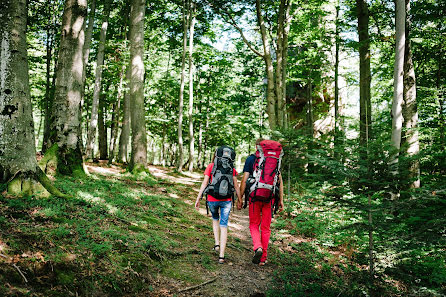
[
  {"x1": 128, "y1": 0, "x2": 147, "y2": 172},
  {"x1": 48, "y1": 0, "x2": 87, "y2": 176},
  {"x1": 401, "y1": 0, "x2": 419, "y2": 188},
  {"x1": 85, "y1": 0, "x2": 111, "y2": 159},
  {"x1": 109, "y1": 71, "x2": 123, "y2": 163},
  {"x1": 117, "y1": 1, "x2": 131, "y2": 164},
  {"x1": 357, "y1": 0, "x2": 372, "y2": 149},
  {"x1": 0, "y1": 0, "x2": 68, "y2": 198},
  {"x1": 391, "y1": 0, "x2": 405, "y2": 155},
  {"x1": 281, "y1": 1, "x2": 291, "y2": 130},
  {"x1": 42, "y1": 0, "x2": 60, "y2": 153},
  {"x1": 334, "y1": 2, "x2": 340, "y2": 156},
  {"x1": 177, "y1": 0, "x2": 189, "y2": 172},
  {"x1": 276, "y1": 0, "x2": 286, "y2": 129},
  {"x1": 118, "y1": 67, "x2": 131, "y2": 163},
  {"x1": 98, "y1": 94, "x2": 107, "y2": 160},
  {"x1": 256, "y1": 0, "x2": 276, "y2": 130},
  {"x1": 188, "y1": 0, "x2": 196, "y2": 172},
  {"x1": 0, "y1": 0, "x2": 38, "y2": 183}
]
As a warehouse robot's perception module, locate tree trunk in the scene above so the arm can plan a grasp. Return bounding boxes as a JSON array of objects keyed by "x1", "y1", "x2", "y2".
[
  {"x1": 118, "y1": 67, "x2": 131, "y2": 163},
  {"x1": 282, "y1": 1, "x2": 291, "y2": 130},
  {"x1": 98, "y1": 94, "x2": 108, "y2": 160},
  {"x1": 0, "y1": 0, "x2": 38, "y2": 183},
  {"x1": 128, "y1": 0, "x2": 147, "y2": 172},
  {"x1": 0, "y1": 0, "x2": 68, "y2": 198},
  {"x1": 81, "y1": 0, "x2": 96, "y2": 89},
  {"x1": 275, "y1": 0, "x2": 286, "y2": 129},
  {"x1": 197, "y1": 103, "x2": 203, "y2": 169},
  {"x1": 438, "y1": 48, "x2": 445, "y2": 175},
  {"x1": 85, "y1": 0, "x2": 111, "y2": 160},
  {"x1": 391, "y1": 0, "x2": 405, "y2": 156},
  {"x1": 401, "y1": 0, "x2": 419, "y2": 188},
  {"x1": 357, "y1": 0, "x2": 372, "y2": 148},
  {"x1": 42, "y1": 0, "x2": 59, "y2": 153},
  {"x1": 109, "y1": 70, "x2": 123, "y2": 164},
  {"x1": 188, "y1": 0, "x2": 196, "y2": 172},
  {"x1": 202, "y1": 105, "x2": 209, "y2": 167},
  {"x1": 256, "y1": 0, "x2": 276, "y2": 130},
  {"x1": 48, "y1": 0, "x2": 87, "y2": 176},
  {"x1": 177, "y1": 0, "x2": 188, "y2": 172},
  {"x1": 79, "y1": 0, "x2": 96, "y2": 145},
  {"x1": 117, "y1": 1, "x2": 131, "y2": 164},
  {"x1": 334, "y1": 2, "x2": 340, "y2": 158}
]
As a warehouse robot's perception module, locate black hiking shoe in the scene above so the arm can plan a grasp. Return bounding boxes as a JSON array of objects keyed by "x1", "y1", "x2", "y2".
[{"x1": 252, "y1": 248, "x2": 263, "y2": 264}]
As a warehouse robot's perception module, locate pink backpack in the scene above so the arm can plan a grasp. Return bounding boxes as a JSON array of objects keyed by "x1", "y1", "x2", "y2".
[{"x1": 248, "y1": 140, "x2": 283, "y2": 202}]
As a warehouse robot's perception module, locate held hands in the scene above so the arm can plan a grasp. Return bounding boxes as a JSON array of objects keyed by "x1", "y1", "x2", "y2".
[{"x1": 236, "y1": 196, "x2": 243, "y2": 210}]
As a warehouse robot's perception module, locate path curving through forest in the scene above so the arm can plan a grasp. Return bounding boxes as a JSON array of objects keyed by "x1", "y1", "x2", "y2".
[{"x1": 149, "y1": 165, "x2": 276, "y2": 297}]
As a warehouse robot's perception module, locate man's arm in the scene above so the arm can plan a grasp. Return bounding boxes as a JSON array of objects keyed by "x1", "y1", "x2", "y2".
[
  {"x1": 237, "y1": 172, "x2": 250, "y2": 209},
  {"x1": 278, "y1": 174, "x2": 284, "y2": 212}
]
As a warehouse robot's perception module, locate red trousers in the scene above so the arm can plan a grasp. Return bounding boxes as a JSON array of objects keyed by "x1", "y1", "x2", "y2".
[{"x1": 249, "y1": 199, "x2": 273, "y2": 263}]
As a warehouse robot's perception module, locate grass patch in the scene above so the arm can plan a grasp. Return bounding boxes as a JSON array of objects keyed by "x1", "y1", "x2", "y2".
[{"x1": 0, "y1": 169, "x2": 215, "y2": 296}]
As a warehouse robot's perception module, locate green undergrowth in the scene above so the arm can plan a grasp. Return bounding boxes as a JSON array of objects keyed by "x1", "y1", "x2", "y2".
[
  {"x1": 268, "y1": 181, "x2": 446, "y2": 297},
  {"x1": 0, "y1": 171, "x2": 216, "y2": 296}
]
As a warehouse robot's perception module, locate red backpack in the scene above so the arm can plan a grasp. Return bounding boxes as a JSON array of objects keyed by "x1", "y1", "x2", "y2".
[{"x1": 247, "y1": 140, "x2": 283, "y2": 203}]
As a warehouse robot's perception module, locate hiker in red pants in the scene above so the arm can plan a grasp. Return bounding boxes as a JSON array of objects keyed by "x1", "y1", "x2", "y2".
[{"x1": 238, "y1": 138, "x2": 284, "y2": 266}]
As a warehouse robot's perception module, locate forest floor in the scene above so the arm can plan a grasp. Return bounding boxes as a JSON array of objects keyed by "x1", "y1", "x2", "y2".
[
  {"x1": 0, "y1": 162, "x2": 306, "y2": 297},
  {"x1": 2, "y1": 162, "x2": 431, "y2": 296},
  {"x1": 87, "y1": 162, "x2": 291, "y2": 297}
]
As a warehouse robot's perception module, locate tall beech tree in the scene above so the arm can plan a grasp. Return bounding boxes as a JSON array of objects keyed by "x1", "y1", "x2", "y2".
[
  {"x1": 391, "y1": 0, "x2": 405, "y2": 178},
  {"x1": 177, "y1": 0, "x2": 189, "y2": 172},
  {"x1": 210, "y1": 0, "x2": 294, "y2": 130},
  {"x1": 85, "y1": 0, "x2": 111, "y2": 160},
  {"x1": 0, "y1": 0, "x2": 67, "y2": 197},
  {"x1": 188, "y1": 0, "x2": 196, "y2": 172},
  {"x1": 401, "y1": 0, "x2": 419, "y2": 188},
  {"x1": 46, "y1": 0, "x2": 87, "y2": 175},
  {"x1": 357, "y1": 0, "x2": 372, "y2": 148},
  {"x1": 128, "y1": 0, "x2": 147, "y2": 172}
]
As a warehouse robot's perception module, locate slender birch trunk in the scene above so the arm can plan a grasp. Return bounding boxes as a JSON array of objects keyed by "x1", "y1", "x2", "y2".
[
  {"x1": 177, "y1": 0, "x2": 189, "y2": 172},
  {"x1": 188, "y1": 1, "x2": 196, "y2": 172},
  {"x1": 128, "y1": 0, "x2": 147, "y2": 172},
  {"x1": 85, "y1": 0, "x2": 111, "y2": 159}
]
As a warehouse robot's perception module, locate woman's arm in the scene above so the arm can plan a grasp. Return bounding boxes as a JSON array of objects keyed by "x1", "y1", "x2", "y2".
[
  {"x1": 278, "y1": 174, "x2": 284, "y2": 212},
  {"x1": 195, "y1": 175, "x2": 210, "y2": 210},
  {"x1": 233, "y1": 175, "x2": 241, "y2": 201}
]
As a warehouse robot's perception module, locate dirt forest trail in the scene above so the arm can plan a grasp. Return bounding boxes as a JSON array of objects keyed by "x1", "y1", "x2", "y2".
[
  {"x1": 148, "y1": 165, "x2": 277, "y2": 297},
  {"x1": 85, "y1": 162, "x2": 283, "y2": 296}
]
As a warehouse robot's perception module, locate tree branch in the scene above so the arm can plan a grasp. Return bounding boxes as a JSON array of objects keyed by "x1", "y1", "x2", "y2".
[
  {"x1": 205, "y1": 0, "x2": 264, "y2": 58},
  {"x1": 177, "y1": 278, "x2": 217, "y2": 293}
]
